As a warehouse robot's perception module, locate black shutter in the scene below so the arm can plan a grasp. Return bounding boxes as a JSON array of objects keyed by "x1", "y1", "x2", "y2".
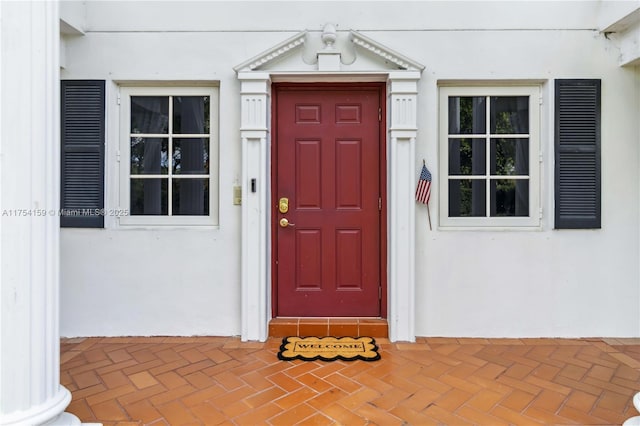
[
  {"x1": 60, "y1": 80, "x2": 105, "y2": 228},
  {"x1": 554, "y1": 79, "x2": 601, "y2": 229}
]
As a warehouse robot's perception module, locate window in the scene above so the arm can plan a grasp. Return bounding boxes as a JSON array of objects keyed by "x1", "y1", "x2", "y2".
[
  {"x1": 119, "y1": 86, "x2": 218, "y2": 226},
  {"x1": 439, "y1": 85, "x2": 541, "y2": 228}
]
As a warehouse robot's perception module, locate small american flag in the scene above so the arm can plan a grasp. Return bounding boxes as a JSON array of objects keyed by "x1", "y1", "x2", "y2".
[{"x1": 415, "y1": 163, "x2": 432, "y2": 204}]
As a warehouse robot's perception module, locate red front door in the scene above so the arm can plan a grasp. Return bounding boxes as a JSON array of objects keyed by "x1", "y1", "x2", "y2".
[{"x1": 273, "y1": 84, "x2": 384, "y2": 317}]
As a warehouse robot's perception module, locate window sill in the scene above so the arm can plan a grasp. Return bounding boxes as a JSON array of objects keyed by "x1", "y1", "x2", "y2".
[
  {"x1": 437, "y1": 225, "x2": 543, "y2": 232},
  {"x1": 118, "y1": 216, "x2": 218, "y2": 228}
]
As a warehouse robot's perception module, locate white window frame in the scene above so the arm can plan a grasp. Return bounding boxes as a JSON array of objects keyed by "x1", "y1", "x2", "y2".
[
  {"x1": 118, "y1": 86, "x2": 219, "y2": 227},
  {"x1": 438, "y1": 85, "x2": 541, "y2": 229}
]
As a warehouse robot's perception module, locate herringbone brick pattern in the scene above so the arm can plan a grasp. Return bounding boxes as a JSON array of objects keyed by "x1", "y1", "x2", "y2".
[{"x1": 61, "y1": 337, "x2": 640, "y2": 425}]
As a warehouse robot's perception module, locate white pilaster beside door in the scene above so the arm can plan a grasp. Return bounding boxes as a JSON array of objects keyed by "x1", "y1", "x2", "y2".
[
  {"x1": 238, "y1": 72, "x2": 271, "y2": 342},
  {"x1": 387, "y1": 72, "x2": 421, "y2": 342}
]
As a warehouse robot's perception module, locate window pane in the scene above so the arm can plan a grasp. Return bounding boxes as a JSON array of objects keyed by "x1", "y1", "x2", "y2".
[
  {"x1": 172, "y1": 179, "x2": 209, "y2": 215},
  {"x1": 490, "y1": 179, "x2": 529, "y2": 217},
  {"x1": 173, "y1": 96, "x2": 210, "y2": 134},
  {"x1": 173, "y1": 138, "x2": 209, "y2": 175},
  {"x1": 131, "y1": 96, "x2": 169, "y2": 134},
  {"x1": 131, "y1": 179, "x2": 168, "y2": 215},
  {"x1": 490, "y1": 138, "x2": 529, "y2": 175},
  {"x1": 449, "y1": 138, "x2": 486, "y2": 175},
  {"x1": 490, "y1": 96, "x2": 529, "y2": 134},
  {"x1": 131, "y1": 137, "x2": 168, "y2": 175},
  {"x1": 448, "y1": 97, "x2": 486, "y2": 134},
  {"x1": 449, "y1": 179, "x2": 486, "y2": 217}
]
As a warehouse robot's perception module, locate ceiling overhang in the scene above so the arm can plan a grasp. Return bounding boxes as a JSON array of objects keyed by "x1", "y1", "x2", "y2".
[{"x1": 601, "y1": 7, "x2": 640, "y2": 67}]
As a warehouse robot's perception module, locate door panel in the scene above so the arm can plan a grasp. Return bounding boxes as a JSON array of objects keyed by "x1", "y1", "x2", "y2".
[
  {"x1": 336, "y1": 230, "x2": 362, "y2": 289},
  {"x1": 296, "y1": 140, "x2": 321, "y2": 208},
  {"x1": 296, "y1": 230, "x2": 322, "y2": 289},
  {"x1": 274, "y1": 86, "x2": 382, "y2": 317},
  {"x1": 336, "y1": 140, "x2": 362, "y2": 208}
]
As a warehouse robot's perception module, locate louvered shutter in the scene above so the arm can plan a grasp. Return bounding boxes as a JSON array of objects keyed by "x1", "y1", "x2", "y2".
[
  {"x1": 554, "y1": 79, "x2": 601, "y2": 229},
  {"x1": 61, "y1": 80, "x2": 105, "y2": 228}
]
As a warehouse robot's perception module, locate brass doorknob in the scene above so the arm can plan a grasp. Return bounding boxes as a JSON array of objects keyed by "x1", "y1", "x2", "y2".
[{"x1": 279, "y1": 218, "x2": 295, "y2": 227}]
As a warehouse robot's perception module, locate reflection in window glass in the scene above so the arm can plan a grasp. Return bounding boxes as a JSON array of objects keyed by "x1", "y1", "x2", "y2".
[
  {"x1": 449, "y1": 138, "x2": 486, "y2": 175},
  {"x1": 449, "y1": 179, "x2": 486, "y2": 217},
  {"x1": 129, "y1": 94, "x2": 211, "y2": 217},
  {"x1": 173, "y1": 96, "x2": 210, "y2": 134},
  {"x1": 172, "y1": 179, "x2": 209, "y2": 215},
  {"x1": 131, "y1": 97, "x2": 169, "y2": 134},
  {"x1": 490, "y1": 138, "x2": 529, "y2": 175},
  {"x1": 130, "y1": 138, "x2": 168, "y2": 175},
  {"x1": 448, "y1": 97, "x2": 486, "y2": 134},
  {"x1": 442, "y1": 87, "x2": 538, "y2": 226},
  {"x1": 173, "y1": 138, "x2": 209, "y2": 175},
  {"x1": 130, "y1": 179, "x2": 168, "y2": 215},
  {"x1": 490, "y1": 96, "x2": 529, "y2": 134},
  {"x1": 490, "y1": 179, "x2": 529, "y2": 217}
]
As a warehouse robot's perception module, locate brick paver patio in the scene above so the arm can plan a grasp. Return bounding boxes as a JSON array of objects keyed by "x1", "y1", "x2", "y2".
[{"x1": 61, "y1": 337, "x2": 640, "y2": 425}]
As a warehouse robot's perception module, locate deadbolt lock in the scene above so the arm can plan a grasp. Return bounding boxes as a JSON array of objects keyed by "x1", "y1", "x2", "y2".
[{"x1": 278, "y1": 197, "x2": 289, "y2": 214}]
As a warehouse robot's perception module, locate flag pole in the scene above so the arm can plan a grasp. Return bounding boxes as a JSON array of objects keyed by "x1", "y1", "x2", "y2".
[
  {"x1": 417, "y1": 159, "x2": 433, "y2": 231},
  {"x1": 422, "y1": 159, "x2": 432, "y2": 231}
]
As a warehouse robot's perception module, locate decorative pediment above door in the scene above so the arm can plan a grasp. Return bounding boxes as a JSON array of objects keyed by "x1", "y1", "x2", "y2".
[{"x1": 233, "y1": 25, "x2": 425, "y2": 73}]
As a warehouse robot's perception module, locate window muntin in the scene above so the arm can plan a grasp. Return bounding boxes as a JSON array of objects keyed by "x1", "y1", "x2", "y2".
[
  {"x1": 119, "y1": 87, "x2": 218, "y2": 226},
  {"x1": 439, "y1": 86, "x2": 540, "y2": 228}
]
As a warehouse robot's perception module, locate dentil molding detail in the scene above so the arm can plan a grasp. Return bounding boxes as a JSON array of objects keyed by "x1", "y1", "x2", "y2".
[
  {"x1": 349, "y1": 31, "x2": 424, "y2": 71},
  {"x1": 234, "y1": 32, "x2": 307, "y2": 72}
]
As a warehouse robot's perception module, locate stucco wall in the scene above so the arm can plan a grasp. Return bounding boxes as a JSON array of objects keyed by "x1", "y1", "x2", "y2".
[{"x1": 60, "y1": 1, "x2": 639, "y2": 337}]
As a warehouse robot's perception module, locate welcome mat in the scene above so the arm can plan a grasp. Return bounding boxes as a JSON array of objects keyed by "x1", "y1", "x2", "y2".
[{"x1": 277, "y1": 336, "x2": 380, "y2": 362}]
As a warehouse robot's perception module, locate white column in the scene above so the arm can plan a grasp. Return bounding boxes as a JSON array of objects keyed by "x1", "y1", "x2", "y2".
[
  {"x1": 387, "y1": 72, "x2": 421, "y2": 342},
  {"x1": 0, "y1": 2, "x2": 80, "y2": 425},
  {"x1": 238, "y1": 72, "x2": 271, "y2": 342}
]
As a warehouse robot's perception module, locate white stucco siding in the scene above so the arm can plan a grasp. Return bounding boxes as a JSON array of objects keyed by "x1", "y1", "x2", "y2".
[
  {"x1": 61, "y1": 229, "x2": 241, "y2": 336},
  {"x1": 81, "y1": 1, "x2": 600, "y2": 32},
  {"x1": 418, "y1": 231, "x2": 638, "y2": 337},
  {"x1": 60, "y1": 32, "x2": 251, "y2": 336},
  {"x1": 414, "y1": 30, "x2": 639, "y2": 337},
  {"x1": 60, "y1": 1, "x2": 640, "y2": 338}
]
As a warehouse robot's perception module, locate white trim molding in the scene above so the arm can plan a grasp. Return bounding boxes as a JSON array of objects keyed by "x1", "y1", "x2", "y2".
[
  {"x1": 387, "y1": 72, "x2": 420, "y2": 342},
  {"x1": 236, "y1": 28, "x2": 423, "y2": 342},
  {"x1": 116, "y1": 85, "x2": 220, "y2": 227},
  {"x1": 350, "y1": 31, "x2": 425, "y2": 71},
  {"x1": 234, "y1": 33, "x2": 307, "y2": 72},
  {"x1": 238, "y1": 73, "x2": 271, "y2": 342},
  {"x1": 437, "y1": 84, "x2": 542, "y2": 230}
]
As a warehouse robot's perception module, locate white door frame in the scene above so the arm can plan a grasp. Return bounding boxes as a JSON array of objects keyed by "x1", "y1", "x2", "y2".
[{"x1": 235, "y1": 29, "x2": 424, "y2": 342}]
